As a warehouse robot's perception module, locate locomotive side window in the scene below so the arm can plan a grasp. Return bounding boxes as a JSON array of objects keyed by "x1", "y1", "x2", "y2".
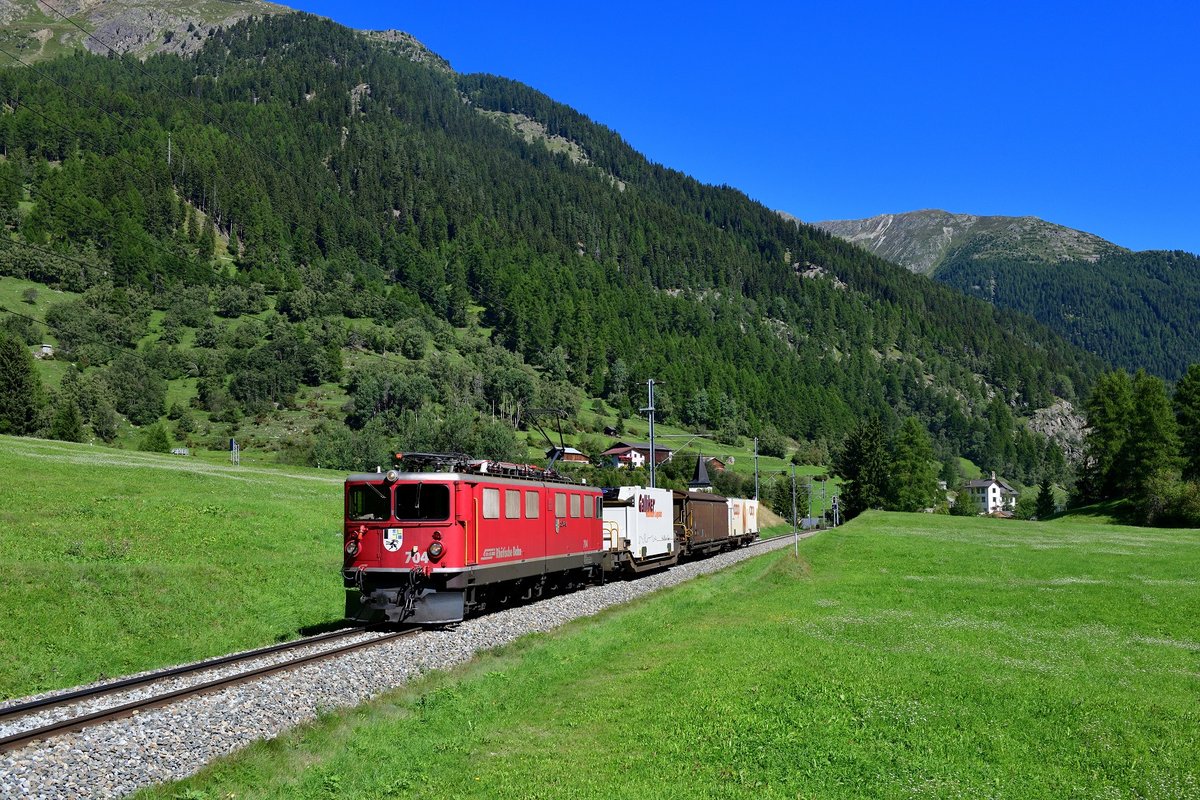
[
  {"x1": 595, "y1": 496, "x2": 603, "y2": 519},
  {"x1": 394, "y1": 483, "x2": 451, "y2": 521},
  {"x1": 555, "y1": 492, "x2": 567, "y2": 518},
  {"x1": 583, "y1": 495, "x2": 594, "y2": 518},
  {"x1": 482, "y1": 488, "x2": 500, "y2": 519},
  {"x1": 570, "y1": 494, "x2": 581, "y2": 518},
  {"x1": 505, "y1": 489, "x2": 521, "y2": 519},
  {"x1": 348, "y1": 484, "x2": 391, "y2": 521},
  {"x1": 525, "y1": 491, "x2": 539, "y2": 518}
]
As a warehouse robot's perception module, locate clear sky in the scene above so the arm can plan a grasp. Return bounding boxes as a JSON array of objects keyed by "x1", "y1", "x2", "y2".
[{"x1": 285, "y1": 0, "x2": 1199, "y2": 253}]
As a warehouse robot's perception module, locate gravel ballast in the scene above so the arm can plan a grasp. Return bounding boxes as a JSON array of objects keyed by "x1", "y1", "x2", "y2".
[{"x1": 0, "y1": 535, "x2": 802, "y2": 799}]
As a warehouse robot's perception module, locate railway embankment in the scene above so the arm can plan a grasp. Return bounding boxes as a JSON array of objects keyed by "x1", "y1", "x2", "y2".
[{"x1": 0, "y1": 537, "x2": 797, "y2": 798}]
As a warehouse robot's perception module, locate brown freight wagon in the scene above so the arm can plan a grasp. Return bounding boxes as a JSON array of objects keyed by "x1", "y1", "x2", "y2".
[{"x1": 673, "y1": 490, "x2": 732, "y2": 556}]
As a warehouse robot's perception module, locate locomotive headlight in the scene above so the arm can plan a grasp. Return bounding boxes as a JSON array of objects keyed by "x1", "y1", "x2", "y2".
[
  {"x1": 384, "y1": 469, "x2": 400, "y2": 483},
  {"x1": 345, "y1": 539, "x2": 360, "y2": 557},
  {"x1": 428, "y1": 541, "x2": 445, "y2": 560}
]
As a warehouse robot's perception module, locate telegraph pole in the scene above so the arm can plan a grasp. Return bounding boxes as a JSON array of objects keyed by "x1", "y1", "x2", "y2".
[
  {"x1": 753, "y1": 437, "x2": 759, "y2": 500},
  {"x1": 790, "y1": 465, "x2": 799, "y2": 557},
  {"x1": 641, "y1": 379, "x2": 657, "y2": 489}
]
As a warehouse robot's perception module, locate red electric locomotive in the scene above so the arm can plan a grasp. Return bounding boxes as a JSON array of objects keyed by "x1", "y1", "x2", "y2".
[{"x1": 342, "y1": 453, "x2": 605, "y2": 624}]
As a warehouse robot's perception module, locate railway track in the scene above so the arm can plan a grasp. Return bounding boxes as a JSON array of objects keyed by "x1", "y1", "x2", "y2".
[
  {"x1": 0, "y1": 534, "x2": 799, "y2": 756},
  {"x1": 0, "y1": 627, "x2": 417, "y2": 754}
]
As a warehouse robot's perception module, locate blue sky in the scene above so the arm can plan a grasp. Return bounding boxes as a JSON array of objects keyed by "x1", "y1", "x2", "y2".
[{"x1": 287, "y1": 1, "x2": 1200, "y2": 253}]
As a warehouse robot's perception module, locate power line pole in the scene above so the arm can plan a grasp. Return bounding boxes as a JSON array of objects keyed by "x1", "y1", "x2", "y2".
[
  {"x1": 641, "y1": 379, "x2": 657, "y2": 489},
  {"x1": 753, "y1": 437, "x2": 759, "y2": 500},
  {"x1": 790, "y1": 465, "x2": 799, "y2": 557}
]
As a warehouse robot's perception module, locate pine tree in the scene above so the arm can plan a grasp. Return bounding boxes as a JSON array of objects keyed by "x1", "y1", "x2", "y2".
[
  {"x1": 139, "y1": 423, "x2": 171, "y2": 453},
  {"x1": 890, "y1": 417, "x2": 939, "y2": 512},
  {"x1": 0, "y1": 331, "x2": 45, "y2": 435},
  {"x1": 50, "y1": 397, "x2": 84, "y2": 443},
  {"x1": 834, "y1": 416, "x2": 890, "y2": 520},
  {"x1": 1117, "y1": 370, "x2": 1180, "y2": 497},
  {"x1": 1035, "y1": 477, "x2": 1056, "y2": 519},
  {"x1": 91, "y1": 400, "x2": 120, "y2": 443},
  {"x1": 1174, "y1": 363, "x2": 1200, "y2": 481},
  {"x1": 1078, "y1": 370, "x2": 1134, "y2": 502}
]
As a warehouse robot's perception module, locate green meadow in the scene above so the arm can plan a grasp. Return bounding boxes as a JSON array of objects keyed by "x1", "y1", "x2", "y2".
[
  {"x1": 0, "y1": 435, "x2": 344, "y2": 698},
  {"x1": 144, "y1": 512, "x2": 1199, "y2": 800}
]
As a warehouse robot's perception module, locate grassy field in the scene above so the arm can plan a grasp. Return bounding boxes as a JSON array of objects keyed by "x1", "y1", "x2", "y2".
[
  {"x1": 0, "y1": 436, "x2": 345, "y2": 699},
  {"x1": 141, "y1": 512, "x2": 1199, "y2": 799}
]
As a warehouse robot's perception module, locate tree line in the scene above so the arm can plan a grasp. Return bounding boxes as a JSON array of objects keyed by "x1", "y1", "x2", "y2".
[
  {"x1": 1075, "y1": 365, "x2": 1200, "y2": 525},
  {"x1": 0, "y1": 12, "x2": 1103, "y2": 484}
]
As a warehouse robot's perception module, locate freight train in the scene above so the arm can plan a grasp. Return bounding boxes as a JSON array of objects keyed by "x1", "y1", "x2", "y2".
[{"x1": 342, "y1": 453, "x2": 759, "y2": 624}]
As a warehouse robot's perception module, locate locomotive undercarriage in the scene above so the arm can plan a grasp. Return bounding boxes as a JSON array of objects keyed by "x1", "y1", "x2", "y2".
[{"x1": 345, "y1": 558, "x2": 603, "y2": 626}]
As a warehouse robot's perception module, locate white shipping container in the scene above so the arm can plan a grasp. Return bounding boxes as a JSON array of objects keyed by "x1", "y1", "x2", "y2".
[
  {"x1": 602, "y1": 486, "x2": 674, "y2": 560},
  {"x1": 726, "y1": 497, "x2": 760, "y2": 537}
]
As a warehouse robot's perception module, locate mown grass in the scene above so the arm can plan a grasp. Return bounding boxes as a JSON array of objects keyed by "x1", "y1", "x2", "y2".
[
  {"x1": 0, "y1": 436, "x2": 345, "y2": 698},
  {"x1": 142, "y1": 512, "x2": 1199, "y2": 799}
]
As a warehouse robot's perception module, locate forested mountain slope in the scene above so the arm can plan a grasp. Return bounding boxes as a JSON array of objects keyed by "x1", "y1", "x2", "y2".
[
  {"x1": 936, "y1": 248, "x2": 1200, "y2": 380},
  {"x1": 0, "y1": 13, "x2": 1099, "y2": 480},
  {"x1": 815, "y1": 211, "x2": 1200, "y2": 378}
]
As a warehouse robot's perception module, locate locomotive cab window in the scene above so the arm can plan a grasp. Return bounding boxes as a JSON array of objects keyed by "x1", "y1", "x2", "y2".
[
  {"x1": 394, "y1": 483, "x2": 451, "y2": 521},
  {"x1": 348, "y1": 484, "x2": 391, "y2": 521}
]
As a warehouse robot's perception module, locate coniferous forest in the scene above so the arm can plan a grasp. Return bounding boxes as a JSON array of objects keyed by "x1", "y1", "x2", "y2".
[
  {"x1": 936, "y1": 243, "x2": 1200, "y2": 379},
  {"x1": 0, "y1": 13, "x2": 1108, "y2": 486}
]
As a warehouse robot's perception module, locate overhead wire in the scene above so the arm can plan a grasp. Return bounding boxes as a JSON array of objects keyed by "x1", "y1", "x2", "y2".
[{"x1": 0, "y1": 172, "x2": 213, "y2": 274}]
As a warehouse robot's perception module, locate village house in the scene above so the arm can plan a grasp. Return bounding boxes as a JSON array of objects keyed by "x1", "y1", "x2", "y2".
[
  {"x1": 545, "y1": 446, "x2": 590, "y2": 464},
  {"x1": 600, "y1": 441, "x2": 673, "y2": 469},
  {"x1": 963, "y1": 472, "x2": 1018, "y2": 515}
]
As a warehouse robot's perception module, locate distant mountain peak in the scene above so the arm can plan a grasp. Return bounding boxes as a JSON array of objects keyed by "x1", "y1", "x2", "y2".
[
  {"x1": 813, "y1": 209, "x2": 1126, "y2": 275},
  {"x1": 0, "y1": 0, "x2": 290, "y2": 61}
]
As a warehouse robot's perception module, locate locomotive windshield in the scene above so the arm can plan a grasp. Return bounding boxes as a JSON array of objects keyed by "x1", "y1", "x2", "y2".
[
  {"x1": 347, "y1": 483, "x2": 391, "y2": 521},
  {"x1": 395, "y1": 483, "x2": 451, "y2": 521}
]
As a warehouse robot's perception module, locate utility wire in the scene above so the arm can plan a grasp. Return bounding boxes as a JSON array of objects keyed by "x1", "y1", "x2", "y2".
[
  {"x1": 38, "y1": 0, "x2": 335, "y2": 199},
  {"x1": 0, "y1": 172, "x2": 210, "y2": 272},
  {"x1": 0, "y1": 42, "x2": 167, "y2": 150},
  {"x1": 7, "y1": 97, "x2": 165, "y2": 189},
  {"x1": 0, "y1": 234, "x2": 110, "y2": 276}
]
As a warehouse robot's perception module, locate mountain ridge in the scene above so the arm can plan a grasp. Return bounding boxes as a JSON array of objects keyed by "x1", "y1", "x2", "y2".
[
  {"x1": 814, "y1": 209, "x2": 1200, "y2": 378},
  {"x1": 812, "y1": 209, "x2": 1127, "y2": 276}
]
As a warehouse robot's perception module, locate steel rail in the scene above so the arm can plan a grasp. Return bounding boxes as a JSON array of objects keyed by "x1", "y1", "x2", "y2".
[
  {"x1": 0, "y1": 627, "x2": 377, "y2": 724},
  {"x1": 0, "y1": 630, "x2": 416, "y2": 753}
]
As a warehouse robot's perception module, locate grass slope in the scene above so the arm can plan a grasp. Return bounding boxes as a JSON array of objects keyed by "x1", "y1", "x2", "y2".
[
  {"x1": 0, "y1": 436, "x2": 344, "y2": 698},
  {"x1": 143, "y1": 512, "x2": 1199, "y2": 799}
]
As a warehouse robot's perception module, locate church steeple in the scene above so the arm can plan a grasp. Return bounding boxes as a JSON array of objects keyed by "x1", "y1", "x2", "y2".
[{"x1": 689, "y1": 453, "x2": 711, "y2": 491}]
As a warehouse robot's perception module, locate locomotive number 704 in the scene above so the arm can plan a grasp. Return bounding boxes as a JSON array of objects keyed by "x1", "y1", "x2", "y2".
[{"x1": 404, "y1": 551, "x2": 431, "y2": 565}]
